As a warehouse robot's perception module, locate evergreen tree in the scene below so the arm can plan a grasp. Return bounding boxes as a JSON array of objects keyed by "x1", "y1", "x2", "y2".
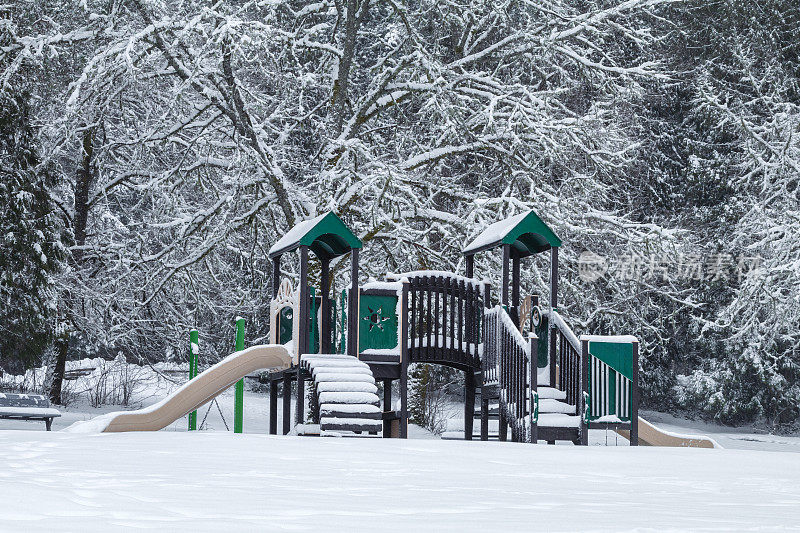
[{"x1": 0, "y1": 92, "x2": 66, "y2": 373}]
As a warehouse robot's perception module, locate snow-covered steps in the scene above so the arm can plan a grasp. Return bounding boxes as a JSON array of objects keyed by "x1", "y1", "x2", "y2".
[
  {"x1": 300, "y1": 354, "x2": 382, "y2": 436},
  {"x1": 538, "y1": 414, "x2": 581, "y2": 428},
  {"x1": 539, "y1": 398, "x2": 576, "y2": 415},
  {"x1": 537, "y1": 387, "x2": 567, "y2": 401}
]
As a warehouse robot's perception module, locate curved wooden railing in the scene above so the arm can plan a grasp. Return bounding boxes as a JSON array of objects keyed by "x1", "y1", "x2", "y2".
[
  {"x1": 387, "y1": 271, "x2": 487, "y2": 371},
  {"x1": 484, "y1": 306, "x2": 538, "y2": 443},
  {"x1": 549, "y1": 310, "x2": 582, "y2": 411}
]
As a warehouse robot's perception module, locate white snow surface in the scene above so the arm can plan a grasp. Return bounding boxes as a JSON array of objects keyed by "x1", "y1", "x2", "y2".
[
  {"x1": 462, "y1": 210, "x2": 530, "y2": 253},
  {"x1": 267, "y1": 212, "x2": 327, "y2": 256},
  {"x1": 2, "y1": 430, "x2": 799, "y2": 531},
  {"x1": 580, "y1": 334, "x2": 639, "y2": 344},
  {"x1": 0, "y1": 406, "x2": 62, "y2": 417}
]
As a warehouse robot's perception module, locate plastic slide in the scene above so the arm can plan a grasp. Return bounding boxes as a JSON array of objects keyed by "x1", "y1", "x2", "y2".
[
  {"x1": 616, "y1": 417, "x2": 721, "y2": 448},
  {"x1": 67, "y1": 345, "x2": 291, "y2": 433}
]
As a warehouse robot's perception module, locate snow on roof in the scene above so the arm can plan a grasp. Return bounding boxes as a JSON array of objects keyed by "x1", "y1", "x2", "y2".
[
  {"x1": 386, "y1": 270, "x2": 486, "y2": 287},
  {"x1": 579, "y1": 334, "x2": 639, "y2": 344},
  {"x1": 462, "y1": 211, "x2": 530, "y2": 254},
  {"x1": 268, "y1": 213, "x2": 328, "y2": 257}
]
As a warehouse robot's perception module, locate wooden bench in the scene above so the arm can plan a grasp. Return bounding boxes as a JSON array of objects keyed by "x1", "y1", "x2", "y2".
[{"x1": 0, "y1": 393, "x2": 61, "y2": 430}]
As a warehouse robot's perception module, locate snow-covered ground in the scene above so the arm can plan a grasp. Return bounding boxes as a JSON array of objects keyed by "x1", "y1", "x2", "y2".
[
  {"x1": 3, "y1": 362, "x2": 800, "y2": 530},
  {"x1": 2, "y1": 430, "x2": 799, "y2": 531}
]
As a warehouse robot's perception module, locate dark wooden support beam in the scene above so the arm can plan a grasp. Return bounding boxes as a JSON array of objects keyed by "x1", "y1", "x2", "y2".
[
  {"x1": 480, "y1": 396, "x2": 489, "y2": 441},
  {"x1": 271, "y1": 255, "x2": 281, "y2": 300},
  {"x1": 383, "y1": 378, "x2": 392, "y2": 438},
  {"x1": 530, "y1": 334, "x2": 538, "y2": 444},
  {"x1": 399, "y1": 280, "x2": 410, "y2": 438},
  {"x1": 282, "y1": 373, "x2": 291, "y2": 435},
  {"x1": 580, "y1": 338, "x2": 589, "y2": 446},
  {"x1": 501, "y1": 244, "x2": 511, "y2": 308},
  {"x1": 298, "y1": 246, "x2": 310, "y2": 356},
  {"x1": 499, "y1": 410, "x2": 508, "y2": 442},
  {"x1": 269, "y1": 377, "x2": 278, "y2": 435},
  {"x1": 631, "y1": 340, "x2": 639, "y2": 446},
  {"x1": 296, "y1": 246, "x2": 309, "y2": 427},
  {"x1": 320, "y1": 258, "x2": 331, "y2": 353},
  {"x1": 511, "y1": 251, "x2": 521, "y2": 310},
  {"x1": 550, "y1": 246, "x2": 559, "y2": 311},
  {"x1": 348, "y1": 248, "x2": 359, "y2": 357},
  {"x1": 549, "y1": 247, "x2": 559, "y2": 388},
  {"x1": 465, "y1": 254, "x2": 474, "y2": 279},
  {"x1": 464, "y1": 371, "x2": 475, "y2": 440}
]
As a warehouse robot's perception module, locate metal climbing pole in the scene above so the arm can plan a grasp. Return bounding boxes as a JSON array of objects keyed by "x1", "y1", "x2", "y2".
[{"x1": 233, "y1": 317, "x2": 245, "y2": 433}]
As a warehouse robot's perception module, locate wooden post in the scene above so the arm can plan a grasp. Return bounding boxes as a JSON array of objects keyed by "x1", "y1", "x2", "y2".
[
  {"x1": 399, "y1": 280, "x2": 410, "y2": 438},
  {"x1": 296, "y1": 246, "x2": 309, "y2": 427},
  {"x1": 631, "y1": 340, "x2": 639, "y2": 446},
  {"x1": 530, "y1": 333, "x2": 538, "y2": 444},
  {"x1": 465, "y1": 254, "x2": 474, "y2": 279},
  {"x1": 321, "y1": 258, "x2": 331, "y2": 353},
  {"x1": 271, "y1": 255, "x2": 281, "y2": 300},
  {"x1": 282, "y1": 372, "x2": 291, "y2": 435},
  {"x1": 348, "y1": 248, "x2": 359, "y2": 357},
  {"x1": 464, "y1": 371, "x2": 475, "y2": 440},
  {"x1": 549, "y1": 246, "x2": 559, "y2": 389},
  {"x1": 550, "y1": 246, "x2": 558, "y2": 311},
  {"x1": 269, "y1": 377, "x2": 278, "y2": 435},
  {"x1": 511, "y1": 251, "x2": 520, "y2": 312},
  {"x1": 501, "y1": 244, "x2": 511, "y2": 308},
  {"x1": 480, "y1": 280, "x2": 491, "y2": 441},
  {"x1": 383, "y1": 378, "x2": 392, "y2": 438},
  {"x1": 580, "y1": 339, "x2": 589, "y2": 446},
  {"x1": 480, "y1": 397, "x2": 489, "y2": 441},
  {"x1": 298, "y1": 246, "x2": 310, "y2": 356}
]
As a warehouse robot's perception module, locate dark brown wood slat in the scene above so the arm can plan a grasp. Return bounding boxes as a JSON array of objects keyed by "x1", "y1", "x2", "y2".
[{"x1": 410, "y1": 285, "x2": 417, "y2": 363}]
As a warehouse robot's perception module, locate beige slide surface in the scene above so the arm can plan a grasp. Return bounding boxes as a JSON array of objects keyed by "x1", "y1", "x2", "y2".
[
  {"x1": 89, "y1": 345, "x2": 291, "y2": 433},
  {"x1": 617, "y1": 416, "x2": 720, "y2": 448}
]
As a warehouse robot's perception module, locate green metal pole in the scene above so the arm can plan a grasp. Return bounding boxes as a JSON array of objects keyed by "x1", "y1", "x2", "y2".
[
  {"x1": 188, "y1": 329, "x2": 199, "y2": 431},
  {"x1": 233, "y1": 317, "x2": 245, "y2": 433}
]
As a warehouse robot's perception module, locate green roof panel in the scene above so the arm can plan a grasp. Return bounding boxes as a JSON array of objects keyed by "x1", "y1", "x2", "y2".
[
  {"x1": 462, "y1": 210, "x2": 562, "y2": 257},
  {"x1": 268, "y1": 212, "x2": 362, "y2": 259}
]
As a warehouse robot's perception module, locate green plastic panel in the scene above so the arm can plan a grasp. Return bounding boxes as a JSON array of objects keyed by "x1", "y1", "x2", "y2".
[
  {"x1": 278, "y1": 306, "x2": 293, "y2": 345},
  {"x1": 587, "y1": 340, "x2": 634, "y2": 380},
  {"x1": 358, "y1": 294, "x2": 399, "y2": 351}
]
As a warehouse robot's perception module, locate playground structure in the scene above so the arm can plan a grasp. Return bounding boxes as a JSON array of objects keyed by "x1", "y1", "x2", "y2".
[
  {"x1": 80, "y1": 208, "x2": 716, "y2": 447},
  {"x1": 261, "y1": 210, "x2": 716, "y2": 447}
]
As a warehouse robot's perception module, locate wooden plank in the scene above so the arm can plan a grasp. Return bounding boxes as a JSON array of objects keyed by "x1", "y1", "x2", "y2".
[{"x1": 269, "y1": 378, "x2": 278, "y2": 435}]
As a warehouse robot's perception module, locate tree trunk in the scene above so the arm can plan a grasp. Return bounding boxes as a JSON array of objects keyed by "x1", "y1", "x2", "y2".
[
  {"x1": 49, "y1": 337, "x2": 68, "y2": 405},
  {"x1": 332, "y1": 0, "x2": 370, "y2": 136},
  {"x1": 50, "y1": 128, "x2": 93, "y2": 404}
]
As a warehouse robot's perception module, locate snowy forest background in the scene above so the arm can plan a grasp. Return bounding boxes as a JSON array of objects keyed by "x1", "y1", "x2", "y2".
[{"x1": 1, "y1": 0, "x2": 798, "y2": 429}]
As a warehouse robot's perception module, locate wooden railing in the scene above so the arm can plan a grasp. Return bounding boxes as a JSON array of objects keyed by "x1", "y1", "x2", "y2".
[
  {"x1": 387, "y1": 272, "x2": 487, "y2": 371},
  {"x1": 549, "y1": 310, "x2": 582, "y2": 411},
  {"x1": 484, "y1": 306, "x2": 538, "y2": 443}
]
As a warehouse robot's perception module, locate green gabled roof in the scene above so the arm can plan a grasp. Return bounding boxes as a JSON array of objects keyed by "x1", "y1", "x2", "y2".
[
  {"x1": 462, "y1": 210, "x2": 562, "y2": 258},
  {"x1": 267, "y1": 212, "x2": 362, "y2": 260}
]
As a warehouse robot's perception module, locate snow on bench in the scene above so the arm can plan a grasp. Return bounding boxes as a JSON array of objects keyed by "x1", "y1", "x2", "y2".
[{"x1": 0, "y1": 393, "x2": 61, "y2": 431}]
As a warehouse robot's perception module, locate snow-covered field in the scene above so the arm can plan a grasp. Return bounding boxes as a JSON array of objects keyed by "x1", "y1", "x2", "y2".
[
  {"x1": 3, "y1": 361, "x2": 800, "y2": 530},
  {"x1": 2, "y1": 430, "x2": 799, "y2": 531}
]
